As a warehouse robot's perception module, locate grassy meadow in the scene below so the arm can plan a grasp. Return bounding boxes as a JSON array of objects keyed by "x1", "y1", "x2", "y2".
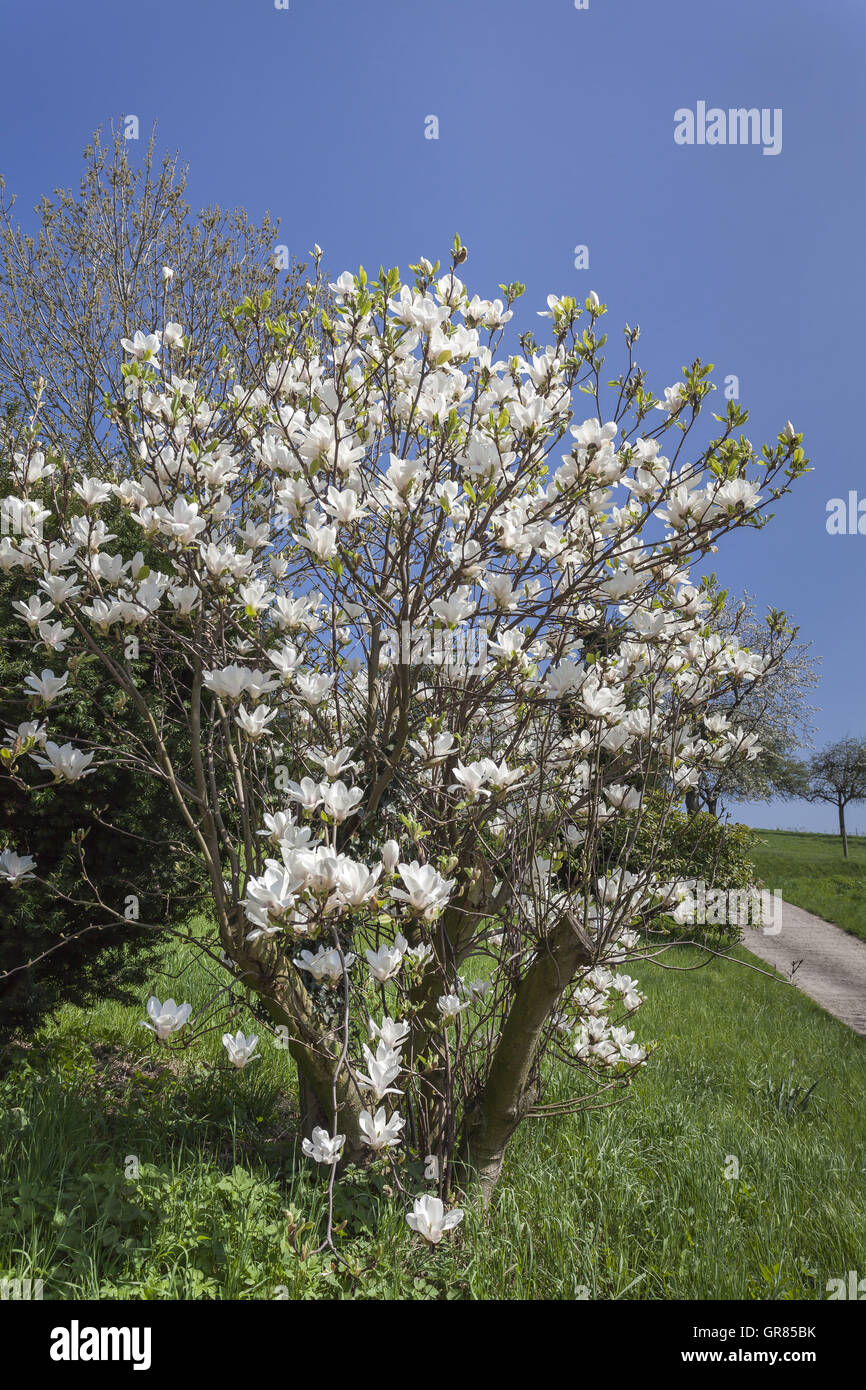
[
  {"x1": 750, "y1": 829, "x2": 866, "y2": 943},
  {"x1": 1, "y1": 925, "x2": 864, "y2": 1301}
]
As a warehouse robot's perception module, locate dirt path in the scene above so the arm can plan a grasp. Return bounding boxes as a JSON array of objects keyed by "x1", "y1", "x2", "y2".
[{"x1": 742, "y1": 901, "x2": 866, "y2": 1036}]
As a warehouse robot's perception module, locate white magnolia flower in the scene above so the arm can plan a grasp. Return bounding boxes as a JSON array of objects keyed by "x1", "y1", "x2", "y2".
[
  {"x1": 381, "y1": 839, "x2": 400, "y2": 873},
  {"x1": 331, "y1": 859, "x2": 381, "y2": 909},
  {"x1": 298, "y1": 520, "x2": 338, "y2": 562},
  {"x1": 0, "y1": 849, "x2": 37, "y2": 884},
  {"x1": 357, "y1": 1041, "x2": 403, "y2": 1100},
  {"x1": 320, "y1": 780, "x2": 364, "y2": 822},
  {"x1": 285, "y1": 776, "x2": 325, "y2": 812},
  {"x1": 308, "y1": 745, "x2": 358, "y2": 779},
  {"x1": 3, "y1": 720, "x2": 47, "y2": 748},
  {"x1": 293, "y1": 945, "x2": 355, "y2": 987},
  {"x1": 467, "y1": 978, "x2": 493, "y2": 1001},
  {"x1": 203, "y1": 664, "x2": 255, "y2": 701},
  {"x1": 544, "y1": 660, "x2": 583, "y2": 698},
  {"x1": 656, "y1": 382, "x2": 686, "y2": 414},
  {"x1": 359, "y1": 1106, "x2": 405, "y2": 1151},
  {"x1": 295, "y1": 672, "x2": 335, "y2": 707},
  {"x1": 406, "y1": 1194, "x2": 464, "y2": 1245},
  {"x1": 406, "y1": 941, "x2": 434, "y2": 968},
  {"x1": 222, "y1": 1031, "x2": 260, "y2": 1068},
  {"x1": 365, "y1": 934, "x2": 409, "y2": 983},
  {"x1": 302, "y1": 1127, "x2": 345, "y2": 1165},
  {"x1": 12, "y1": 595, "x2": 55, "y2": 628},
  {"x1": 235, "y1": 704, "x2": 277, "y2": 740},
  {"x1": 603, "y1": 783, "x2": 641, "y2": 812},
  {"x1": 121, "y1": 329, "x2": 161, "y2": 363},
  {"x1": 73, "y1": 476, "x2": 114, "y2": 508},
  {"x1": 139, "y1": 996, "x2": 192, "y2": 1041},
  {"x1": 436, "y1": 993, "x2": 469, "y2": 1022},
  {"x1": 449, "y1": 760, "x2": 490, "y2": 800},
  {"x1": 23, "y1": 669, "x2": 69, "y2": 704},
  {"x1": 391, "y1": 861, "x2": 456, "y2": 918},
  {"x1": 163, "y1": 321, "x2": 184, "y2": 349},
  {"x1": 368, "y1": 1015, "x2": 411, "y2": 1050},
  {"x1": 30, "y1": 741, "x2": 95, "y2": 782}
]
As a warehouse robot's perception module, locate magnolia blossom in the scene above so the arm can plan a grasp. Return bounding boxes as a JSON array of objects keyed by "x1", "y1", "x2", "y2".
[
  {"x1": 293, "y1": 945, "x2": 355, "y2": 987},
  {"x1": 302, "y1": 1127, "x2": 345, "y2": 1165},
  {"x1": 437, "y1": 993, "x2": 469, "y2": 1022},
  {"x1": 406, "y1": 1194, "x2": 464, "y2": 1245},
  {"x1": 365, "y1": 934, "x2": 409, "y2": 983},
  {"x1": 0, "y1": 849, "x2": 36, "y2": 884},
  {"x1": 381, "y1": 839, "x2": 400, "y2": 873},
  {"x1": 358, "y1": 1041, "x2": 403, "y2": 1100},
  {"x1": 203, "y1": 664, "x2": 255, "y2": 701},
  {"x1": 369, "y1": 1015, "x2": 411, "y2": 1049},
  {"x1": 139, "y1": 996, "x2": 192, "y2": 1041},
  {"x1": 320, "y1": 780, "x2": 364, "y2": 822},
  {"x1": 121, "y1": 329, "x2": 161, "y2": 362},
  {"x1": 406, "y1": 941, "x2": 434, "y2": 968},
  {"x1": 235, "y1": 704, "x2": 277, "y2": 740},
  {"x1": 359, "y1": 1106, "x2": 405, "y2": 1151},
  {"x1": 222, "y1": 1031, "x2": 260, "y2": 1068},
  {"x1": 656, "y1": 382, "x2": 686, "y2": 413},
  {"x1": 391, "y1": 861, "x2": 456, "y2": 919},
  {"x1": 23, "y1": 669, "x2": 69, "y2": 704},
  {"x1": 243, "y1": 860, "x2": 305, "y2": 935},
  {"x1": 29, "y1": 741, "x2": 95, "y2": 782}
]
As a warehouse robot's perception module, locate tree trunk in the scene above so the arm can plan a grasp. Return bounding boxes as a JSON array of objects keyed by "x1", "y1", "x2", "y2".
[
  {"x1": 297, "y1": 1067, "x2": 330, "y2": 1136},
  {"x1": 226, "y1": 928, "x2": 366, "y2": 1154},
  {"x1": 460, "y1": 911, "x2": 594, "y2": 1204},
  {"x1": 685, "y1": 788, "x2": 699, "y2": 817},
  {"x1": 839, "y1": 799, "x2": 849, "y2": 859}
]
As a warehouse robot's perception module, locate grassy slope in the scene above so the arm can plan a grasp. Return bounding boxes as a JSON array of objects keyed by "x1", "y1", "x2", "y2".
[
  {"x1": 750, "y1": 829, "x2": 866, "y2": 943},
  {"x1": 2, "y1": 933, "x2": 864, "y2": 1300}
]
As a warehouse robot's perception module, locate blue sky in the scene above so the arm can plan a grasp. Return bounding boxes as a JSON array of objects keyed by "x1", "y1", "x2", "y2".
[{"x1": 1, "y1": 0, "x2": 864, "y2": 832}]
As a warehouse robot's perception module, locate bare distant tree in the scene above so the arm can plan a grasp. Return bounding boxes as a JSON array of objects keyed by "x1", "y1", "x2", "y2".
[
  {"x1": 0, "y1": 119, "x2": 309, "y2": 473},
  {"x1": 806, "y1": 738, "x2": 866, "y2": 858}
]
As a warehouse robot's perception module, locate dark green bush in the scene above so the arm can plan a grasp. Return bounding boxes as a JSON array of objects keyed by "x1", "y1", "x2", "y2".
[{"x1": 596, "y1": 791, "x2": 757, "y2": 945}]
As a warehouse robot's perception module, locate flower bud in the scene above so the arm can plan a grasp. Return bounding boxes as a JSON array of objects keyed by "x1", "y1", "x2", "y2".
[
  {"x1": 783, "y1": 420, "x2": 796, "y2": 440},
  {"x1": 161, "y1": 266, "x2": 174, "y2": 283},
  {"x1": 382, "y1": 839, "x2": 400, "y2": 873},
  {"x1": 588, "y1": 290, "x2": 600, "y2": 309}
]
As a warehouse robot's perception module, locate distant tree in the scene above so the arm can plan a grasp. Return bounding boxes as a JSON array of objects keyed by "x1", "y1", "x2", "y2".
[
  {"x1": 684, "y1": 592, "x2": 818, "y2": 817},
  {"x1": 805, "y1": 737, "x2": 866, "y2": 858},
  {"x1": 0, "y1": 119, "x2": 310, "y2": 473}
]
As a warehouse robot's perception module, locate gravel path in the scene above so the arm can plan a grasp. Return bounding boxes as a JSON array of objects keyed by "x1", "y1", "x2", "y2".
[{"x1": 742, "y1": 901, "x2": 866, "y2": 1036}]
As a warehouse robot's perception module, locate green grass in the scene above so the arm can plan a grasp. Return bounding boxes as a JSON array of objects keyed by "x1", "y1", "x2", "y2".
[
  {"x1": 1, "y1": 932, "x2": 864, "y2": 1300},
  {"x1": 750, "y1": 829, "x2": 866, "y2": 943}
]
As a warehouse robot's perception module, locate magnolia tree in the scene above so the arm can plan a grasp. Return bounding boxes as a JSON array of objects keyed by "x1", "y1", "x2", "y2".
[{"x1": 0, "y1": 240, "x2": 808, "y2": 1228}]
